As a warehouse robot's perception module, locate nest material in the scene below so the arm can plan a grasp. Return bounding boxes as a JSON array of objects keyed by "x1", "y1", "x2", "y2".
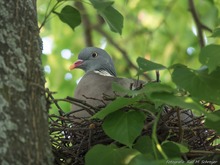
[{"x1": 47, "y1": 94, "x2": 220, "y2": 165}]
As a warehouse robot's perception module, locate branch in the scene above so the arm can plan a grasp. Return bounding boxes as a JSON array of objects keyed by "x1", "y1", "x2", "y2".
[
  {"x1": 188, "y1": 0, "x2": 212, "y2": 48},
  {"x1": 75, "y1": 1, "x2": 93, "y2": 46},
  {"x1": 39, "y1": 0, "x2": 61, "y2": 30}
]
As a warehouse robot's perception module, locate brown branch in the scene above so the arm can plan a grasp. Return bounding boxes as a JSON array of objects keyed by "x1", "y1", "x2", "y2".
[
  {"x1": 176, "y1": 107, "x2": 183, "y2": 142},
  {"x1": 56, "y1": 97, "x2": 97, "y2": 116},
  {"x1": 46, "y1": 88, "x2": 65, "y2": 116},
  {"x1": 188, "y1": 0, "x2": 212, "y2": 48},
  {"x1": 75, "y1": 1, "x2": 93, "y2": 46}
]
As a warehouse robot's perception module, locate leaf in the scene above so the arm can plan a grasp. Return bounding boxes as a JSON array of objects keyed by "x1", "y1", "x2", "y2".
[
  {"x1": 171, "y1": 64, "x2": 220, "y2": 104},
  {"x1": 137, "y1": 57, "x2": 166, "y2": 72},
  {"x1": 143, "y1": 83, "x2": 175, "y2": 95},
  {"x1": 85, "y1": 144, "x2": 139, "y2": 165},
  {"x1": 102, "y1": 110, "x2": 145, "y2": 147},
  {"x1": 161, "y1": 141, "x2": 189, "y2": 158},
  {"x1": 92, "y1": 97, "x2": 140, "y2": 119},
  {"x1": 53, "y1": 5, "x2": 81, "y2": 30},
  {"x1": 133, "y1": 136, "x2": 154, "y2": 154},
  {"x1": 210, "y1": 28, "x2": 220, "y2": 38},
  {"x1": 128, "y1": 155, "x2": 168, "y2": 165},
  {"x1": 100, "y1": 6, "x2": 123, "y2": 34},
  {"x1": 150, "y1": 92, "x2": 204, "y2": 113},
  {"x1": 89, "y1": 0, "x2": 114, "y2": 10},
  {"x1": 205, "y1": 111, "x2": 220, "y2": 134},
  {"x1": 138, "y1": 83, "x2": 177, "y2": 110},
  {"x1": 89, "y1": 0, "x2": 123, "y2": 34},
  {"x1": 199, "y1": 44, "x2": 220, "y2": 73}
]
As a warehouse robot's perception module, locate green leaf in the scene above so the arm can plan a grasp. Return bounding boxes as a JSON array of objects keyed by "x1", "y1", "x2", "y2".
[
  {"x1": 85, "y1": 144, "x2": 139, "y2": 165},
  {"x1": 199, "y1": 44, "x2": 220, "y2": 73},
  {"x1": 161, "y1": 141, "x2": 189, "y2": 158},
  {"x1": 137, "y1": 57, "x2": 166, "y2": 72},
  {"x1": 141, "y1": 83, "x2": 175, "y2": 107},
  {"x1": 133, "y1": 136, "x2": 154, "y2": 154},
  {"x1": 53, "y1": 5, "x2": 81, "y2": 30},
  {"x1": 92, "y1": 97, "x2": 140, "y2": 119},
  {"x1": 100, "y1": 6, "x2": 123, "y2": 34},
  {"x1": 143, "y1": 83, "x2": 175, "y2": 95},
  {"x1": 89, "y1": 0, "x2": 123, "y2": 34},
  {"x1": 210, "y1": 28, "x2": 220, "y2": 38},
  {"x1": 150, "y1": 92, "x2": 204, "y2": 113},
  {"x1": 205, "y1": 111, "x2": 220, "y2": 134},
  {"x1": 102, "y1": 110, "x2": 145, "y2": 147},
  {"x1": 128, "y1": 155, "x2": 168, "y2": 165},
  {"x1": 89, "y1": 0, "x2": 114, "y2": 10},
  {"x1": 171, "y1": 64, "x2": 220, "y2": 104},
  {"x1": 112, "y1": 82, "x2": 144, "y2": 96}
]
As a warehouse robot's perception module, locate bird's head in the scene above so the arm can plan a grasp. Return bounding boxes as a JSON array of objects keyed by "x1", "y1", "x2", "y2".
[{"x1": 69, "y1": 47, "x2": 117, "y2": 76}]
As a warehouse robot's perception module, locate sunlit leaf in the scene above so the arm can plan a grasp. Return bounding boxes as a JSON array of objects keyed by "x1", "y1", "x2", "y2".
[
  {"x1": 89, "y1": 0, "x2": 123, "y2": 34},
  {"x1": 150, "y1": 92, "x2": 204, "y2": 113},
  {"x1": 89, "y1": 0, "x2": 114, "y2": 10},
  {"x1": 133, "y1": 136, "x2": 154, "y2": 154},
  {"x1": 199, "y1": 44, "x2": 220, "y2": 73},
  {"x1": 53, "y1": 5, "x2": 81, "y2": 30},
  {"x1": 205, "y1": 111, "x2": 220, "y2": 134},
  {"x1": 210, "y1": 28, "x2": 220, "y2": 38},
  {"x1": 137, "y1": 57, "x2": 166, "y2": 72},
  {"x1": 92, "y1": 97, "x2": 140, "y2": 119},
  {"x1": 161, "y1": 141, "x2": 189, "y2": 158},
  {"x1": 85, "y1": 144, "x2": 139, "y2": 165},
  {"x1": 128, "y1": 154, "x2": 170, "y2": 165},
  {"x1": 171, "y1": 64, "x2": 220, "y2": 104},
  {"x1": 143, "y1": 83, "x2": 175, "y2": 95},
  {"x1": 100, "y1": 6, "x2": 123, "y2": 34},
  {"x1": 102, "y1": 110, "x2": 145, "y2": 147}
]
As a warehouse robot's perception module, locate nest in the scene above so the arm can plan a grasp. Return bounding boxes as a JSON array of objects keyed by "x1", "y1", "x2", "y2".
[{"x1": 46, "y1": 91, "x2": 220, "y2": 165}]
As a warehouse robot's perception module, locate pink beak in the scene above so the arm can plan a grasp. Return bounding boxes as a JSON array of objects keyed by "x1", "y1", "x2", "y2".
[{"x1": 69, "y1": 59, "x2": 83, "y2": 70}]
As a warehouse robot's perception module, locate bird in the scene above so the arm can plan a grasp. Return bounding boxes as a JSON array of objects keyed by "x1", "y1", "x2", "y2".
[{"x1": 69, "y1": 47, "x2": 144, "y2": 118}]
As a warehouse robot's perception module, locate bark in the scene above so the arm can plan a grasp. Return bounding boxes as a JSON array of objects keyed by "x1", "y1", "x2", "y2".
[{"x1": 0, "y1": 0, "x2": 53, "y2": 164}]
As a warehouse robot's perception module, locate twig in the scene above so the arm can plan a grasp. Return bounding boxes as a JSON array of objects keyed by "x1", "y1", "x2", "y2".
[
  {"x1": 188, "y1": 0, "x2": 212, "y2": 48},
  {"x1": 56, "y1": 97, "x2": 97, "y2": 116},
  {"x1": 82, "y1": 95, "x2": 107, "y2": 106},
  {"x1": 156, "y1": 70, "x2": 160, "y2": 82},
  {"x1": 176, "y1": 107, "x2": 183, "y2": 142},
  {"x1": 46, "y1": 88, "x2": 65, "y2": 116},
  {"x1": 66, "y1": 96, "x2": 98, "y2": 111},
  {"x1": 189, "y1": 150, "x2": 220, "y2": 154},
  {"x1": 39, "y1": 1, "x2": 59, "y2": 30},
  {"x1": 74, "y1": 1, "x2": 93, "y2": 46}
]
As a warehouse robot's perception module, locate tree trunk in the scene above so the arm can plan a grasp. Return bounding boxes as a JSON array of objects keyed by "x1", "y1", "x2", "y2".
[{"x1": 0, "y1": 0, "x2": 53, "y2": 164}]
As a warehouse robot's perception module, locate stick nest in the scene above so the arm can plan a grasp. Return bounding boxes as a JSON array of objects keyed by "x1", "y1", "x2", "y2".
[{"x1": 47, "y1": 91, "x2": 220, "y2": 165}]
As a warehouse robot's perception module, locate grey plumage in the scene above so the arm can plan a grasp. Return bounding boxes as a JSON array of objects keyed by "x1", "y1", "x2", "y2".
[{"x1": 70, "y1": 47, "x2": 144, "y2": 118}]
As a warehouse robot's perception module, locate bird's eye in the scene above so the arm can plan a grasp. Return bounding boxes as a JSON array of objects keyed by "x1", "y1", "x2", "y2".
[{"x1": 92, "y1": 52, "x2": 98, "y2": 58}]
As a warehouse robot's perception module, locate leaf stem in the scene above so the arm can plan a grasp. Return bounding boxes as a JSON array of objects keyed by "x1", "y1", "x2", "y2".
[
  {"x1": 152, "y1": 108, "x2": 168, "y2": 159},
  {"x1": 39, "y1": 0, "x2": 64, "y2": 30}
]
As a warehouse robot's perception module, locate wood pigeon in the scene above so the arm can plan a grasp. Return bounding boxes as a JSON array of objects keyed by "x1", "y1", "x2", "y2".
[{"x1": 69, "y1": 47, "x2": 143, "y2": 118}]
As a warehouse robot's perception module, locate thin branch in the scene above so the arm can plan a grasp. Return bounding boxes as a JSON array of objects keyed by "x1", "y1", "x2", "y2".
[
  {"x1": 46, "y1": 88, "x2": 65, "y2": 116},
  {"x1": 75, "y1": 1, "x2": 93, "y2": 46},
  {"x1": 188, "y1": 0, "x2": 212, "y2": 48},
  {"x1": 176, "y1": 107, "x2": 183, "y2": 143},
  {"x1": 39, "y1": 0, "x2": 68, "y2": 30}
]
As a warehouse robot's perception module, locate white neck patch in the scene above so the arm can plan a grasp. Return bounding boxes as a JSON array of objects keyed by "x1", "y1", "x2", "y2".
[{"x1": 94, "y1": 70, "x2": 114, "y2": 77}]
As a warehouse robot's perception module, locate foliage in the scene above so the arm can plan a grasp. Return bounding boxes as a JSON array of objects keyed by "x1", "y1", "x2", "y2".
[{"x1": 37, "y1": 0, "x2": 220, "y2": 164}]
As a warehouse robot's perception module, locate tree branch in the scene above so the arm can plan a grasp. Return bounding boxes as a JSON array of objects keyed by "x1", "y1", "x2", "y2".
[
  {"x1": 75, "y1": 1, "x2": 93, "y2": 46},
  {"x1": 188, "y1": 0, "x2": 212, "y2": 48}
]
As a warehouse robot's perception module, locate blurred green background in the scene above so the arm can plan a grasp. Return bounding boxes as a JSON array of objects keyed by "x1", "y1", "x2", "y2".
[{"x1": 37, "y1": 0, "x2": 220, "y2": 113}]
